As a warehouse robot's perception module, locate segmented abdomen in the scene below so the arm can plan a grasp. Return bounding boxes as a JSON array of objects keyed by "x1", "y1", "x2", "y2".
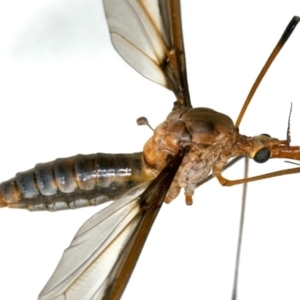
[{"x1": 0, "y1": 152, "x2": 155, "y2": 211}]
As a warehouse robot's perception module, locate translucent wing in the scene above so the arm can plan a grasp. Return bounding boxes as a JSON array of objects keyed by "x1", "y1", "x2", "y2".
[
  {"x1": 39, "y1": 149, "x2": 186, "y2": 300},
  {"x1": 103, "y1": 0, "x2": 191, "y2": 109}
]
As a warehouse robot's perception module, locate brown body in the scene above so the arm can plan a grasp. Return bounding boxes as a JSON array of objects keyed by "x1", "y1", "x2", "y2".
[
  {"x1": 0, "y1": 107, "x2": 236, "y2": 210},
  {"x1": 2, "y1": 105, "x2": 293, "y2": 211}
]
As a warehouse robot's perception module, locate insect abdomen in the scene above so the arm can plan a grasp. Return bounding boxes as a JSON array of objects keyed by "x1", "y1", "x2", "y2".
[{"x1": 0, "y1": 152, "x2": 154, "y2": 211}]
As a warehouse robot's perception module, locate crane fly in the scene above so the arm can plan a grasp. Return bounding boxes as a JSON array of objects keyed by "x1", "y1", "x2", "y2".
[{"x1": 2, "y1": 0, "x2": 296, "y2": 299}]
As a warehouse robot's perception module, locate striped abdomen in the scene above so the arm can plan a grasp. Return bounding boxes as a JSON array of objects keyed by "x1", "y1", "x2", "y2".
[{"x1": 0, "y1": 152, "x2": 155, "y2": 211}]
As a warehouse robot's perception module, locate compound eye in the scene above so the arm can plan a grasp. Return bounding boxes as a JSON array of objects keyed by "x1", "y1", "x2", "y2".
[{"x1": 254, "y1": 147, "x2": 270, "y2": 163}]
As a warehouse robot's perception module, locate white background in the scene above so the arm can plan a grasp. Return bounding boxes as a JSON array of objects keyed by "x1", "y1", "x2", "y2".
[{"x1": 1, "y1": 1, "x2": 300, "y2": 299}]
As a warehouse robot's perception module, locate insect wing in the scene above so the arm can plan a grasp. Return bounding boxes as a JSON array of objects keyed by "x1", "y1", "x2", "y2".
[
  {"x1": 102, "y1": 0, "x2": 191, "y2": 108},
  {"x1": 39, "y1": 150, "x2": 186, "y2": 300},
  {"x1": 38, "y1": 183, "x2": 149, "y2": 300}
]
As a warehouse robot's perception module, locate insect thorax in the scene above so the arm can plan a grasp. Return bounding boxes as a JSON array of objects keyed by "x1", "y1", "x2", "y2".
[{"x1": 143, "y1": 107, "x2": 237, "y2": 204}]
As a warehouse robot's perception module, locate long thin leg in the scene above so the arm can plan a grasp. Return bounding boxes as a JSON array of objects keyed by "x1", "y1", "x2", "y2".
[
  {"x1": 196, "y1": 156, "x2": 245, "y2": 188},
  {"x1": 231, "y1": 157, "x2": 249, "y2": 300},
  {"x1": 215, "y1": 166, "x2": 300, "y2": 186},
  {"x1": 235, "y1": 16, "x2": 300, "y2": 127}
]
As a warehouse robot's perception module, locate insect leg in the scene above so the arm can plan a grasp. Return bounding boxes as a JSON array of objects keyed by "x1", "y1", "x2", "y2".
[{"x1": 235, "y1": 16, "x2": 300, "y2": 127}]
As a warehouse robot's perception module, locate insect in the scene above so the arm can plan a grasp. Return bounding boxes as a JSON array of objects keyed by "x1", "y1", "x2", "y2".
[{"x1": 1, "y1": 1, "x2": 300, "y2": 300}]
